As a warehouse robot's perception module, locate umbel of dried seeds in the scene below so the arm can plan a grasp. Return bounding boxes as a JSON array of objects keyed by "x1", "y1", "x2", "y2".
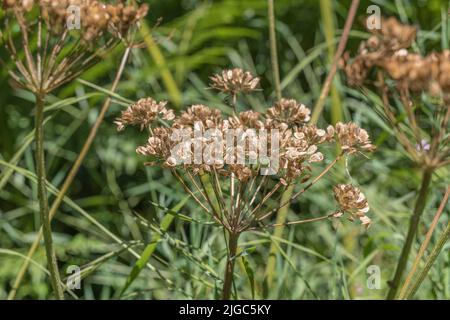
[
  {"x1": 116, "y1": 68, "x2": 375, "y2": 232},
  {"x1": 1, "y1": 0, "x2": 148, "y2": 93}
]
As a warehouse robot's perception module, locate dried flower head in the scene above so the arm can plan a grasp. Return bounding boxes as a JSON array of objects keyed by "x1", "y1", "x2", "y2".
[
  {"x1": 1, "y1": 0, "x2": 148, "y2": 94},
  {"x1": 210, "y1": 68, "x2": 260, "y2": 95},
  {"x1": 115, "y1": 98, "x2": 174, "y2": 131},
  {"x1": 118, "y1": 69, "x2": 374, "y2": 234},
  {"x1": 372, "y1": 16, "x2": 417, "y2": 51},
  {"x1": 174, "y1": 104, "x2": 223, "y2": 129},
  {"x1": 344, "y1": 17, "x2": 449, "y2": 170},
  {"x1": 266, "y1": 98, "x2": 311, "y2": 127},
  {"x1": 334, "y1": 122, "x2": 376, "y2": 154},
  {"x1": 333, "y1": 184, "x2": 371, "y2": 228}
]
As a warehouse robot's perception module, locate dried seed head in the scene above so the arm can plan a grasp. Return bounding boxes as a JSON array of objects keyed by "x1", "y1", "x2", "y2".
[
  {"x1": 2, "y1": 0, "x2": 148, "y2": 94},
  {"x1": 333, "y1": 184, "x2": 371, "y2": 228},
  {"x1": 266, "y1": 98, "x2": 311, "y2": 127},
  {"x1": 374, "y1": 16, "x2": 417, "y2": 51},
  {"x1": 174, "y1": 104, "x2": 222, "y2": 129},
  {"x1": 115, "y1": 98, "x2": 174, "y2": 131},
  {"x1": 334, "y1": 122, "x2": 376, "y2": 154},
  {"x1": 3, "y1": 0, "x2": 34, "y2": 11},
  {"x1": 344, "y1": 17, "x2": 450, "y2": 95},
  {"x1": 226, "y1": 110, "x2": 264, "y2": 130},
  {"x1": 209, "y1": 68, "x2": 260, "y2": 95}
]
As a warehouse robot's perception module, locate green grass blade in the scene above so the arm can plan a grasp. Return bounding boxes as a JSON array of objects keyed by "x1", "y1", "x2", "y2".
[{"x1": 119, "y1": 197, "x2": 189, "y2": 296}]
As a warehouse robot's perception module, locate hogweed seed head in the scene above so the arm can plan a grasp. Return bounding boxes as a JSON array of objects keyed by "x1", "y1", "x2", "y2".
[
  {"x1": 115, "y1": 98, "x2": 174, "y2": 131},
  {"x1": 209, "y1": 68, "x2": 260, "y2": 95},
  {"x1": 266, "y1": 98, "x2": 311, "y2": 127},
  {"x1": 333, "y1": 184, "x2": 371, "y2": 228},
  {"x1": 1, "y1": 0, "x2": 148, "y2": 94},
  {"x1": 117, "y1": 70, "x2": 375, "y2": 233},
  {"x1": 334, "y1": 122, "x2": 376, "y2": 154},
  {"x1": 343, "y1": 17, "x2": 449, "y2": 170}
]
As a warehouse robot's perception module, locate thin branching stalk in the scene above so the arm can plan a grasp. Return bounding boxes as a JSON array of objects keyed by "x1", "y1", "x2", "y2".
[
  {"x1": 311, "y1": 0, "x2": 360, "y2": 124},
  {"x1": 387, "y1": 167, "x2": 434, "y2": 299},
  {"x1": 319, "y1": 0, "x2": 343, "y2": 124},
  {"x1": 34, "y1": 92, "x2": 64, "y2": 300},
  {"x1": 399, "y1": 186, "x2": 450, "y2": 299},
  {"x1": 7, "y1": 46, "x2": 132, "y2": 300}
]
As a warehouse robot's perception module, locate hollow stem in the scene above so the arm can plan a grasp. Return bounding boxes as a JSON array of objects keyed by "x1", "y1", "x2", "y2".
[
  {"x1": 35, "y1": 93, "x2": 64, "y2": 300},
  {"x1": 386, "y1": 168, "x2": 433, "y2": 299},
  {"x1": 221, "y1": 231, "x2": 240, "y2": 300}
]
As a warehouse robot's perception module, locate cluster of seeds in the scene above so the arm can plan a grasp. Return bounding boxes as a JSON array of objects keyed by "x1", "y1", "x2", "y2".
[
  {"x1": 3, "y1": 0, "x2": 149, "y2": 42},
  {"x1": 116, "y1": 97, "x2": 374, "y2": 182},
  {"x1": 344, "y1": 16, "x2": 450, "y2": 95},
  {"x1": 343, "y1": 17, "x2": 449, "y2": 170},
  {"x1": 116, "y1": 68, "x2": 374, "y2": 229},
  {"x1": 1, "y1": 0, "x2": 148, "y2": 93},
  {"x1": 209, "y1": 68, "x2": 260, "y2": 95},
  {"x1": 333, "y1": 184, "x2": 371, "y2": 228}
]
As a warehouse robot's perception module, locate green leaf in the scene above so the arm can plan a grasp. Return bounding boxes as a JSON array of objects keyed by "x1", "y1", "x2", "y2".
[{"x1": 241, "y1": 255, "x2": 255, "y2": 300}]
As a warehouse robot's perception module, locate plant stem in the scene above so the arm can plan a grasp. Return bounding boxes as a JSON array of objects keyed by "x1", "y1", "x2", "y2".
[
  {"x1": 268, "y1": 0, "x2": 281, "y2": 100},
  {"x1": 310, "y1": 0, "x2": 360, "y2": 124},
  {"x1": 7, "y1": 46, "x2": 131, "y2": 300},
  {"x1": 399, "y1": 186, "x2": 450, "y2": 298},
  {"x1": 404, "y1": 222, "x2": 450, "y2": 299},
  {"x1": 35, "y1": 93, "x2": 64, "y2": 300},
  {"x1": 386, "y1": 168, "x2": 433, "y2": 299},
  {"x1": 319, "y1": 0, "x2": 343, "y2": 124},
  {"x1": 222, "y1": 232, "x2": 240, "y2": 300}
]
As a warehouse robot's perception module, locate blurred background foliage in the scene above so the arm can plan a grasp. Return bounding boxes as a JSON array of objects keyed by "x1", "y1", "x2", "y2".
[{"x1": 0, "y1": 0, "x2": 449, "y2": 299}]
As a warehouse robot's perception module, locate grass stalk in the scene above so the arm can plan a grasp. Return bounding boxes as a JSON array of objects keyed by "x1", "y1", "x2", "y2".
[
  {"x1": 140, "y1": 22, "x2": 182, "y2": 107},
  {"x1": 7, "y1": 46, "x2": 132, "y2": 300},
  {"x1": 398, "y1": 186, "x2": 450, "y2": 298},
  {"x1": 268, "y1": 0, "x2": 281, "y2": 100},
  {"x1": 319, "y1": 0, "x2": 343, "y2": 124},
  {"x1": 263, "y1": 0, "x2": 287, "y2": 288},
  {"x1": 311, "y1": 0, "x2": 360, "y2": 124},
  {"x1": 264, "y1": 184, "x2": 294, "y2": 287},
  {"x1": 403, "y1": 222, "x2": 450, "y2": 299},
  {"x1": 386, "y1": 168, "x2": 434, "y2": 299},
  {"x1": 34, "y1": 92, "x2": 64, "y2": 300}
]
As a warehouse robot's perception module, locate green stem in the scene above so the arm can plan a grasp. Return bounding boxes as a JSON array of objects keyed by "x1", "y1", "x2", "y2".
[
  {"x1": 319, "y1": 0, "x2": 343, "y2": 124},
  {"x1": 387, "y1": 168, "x2": 433, "y2": 300},
  {"x1": 8, "y1": 46, "x2": 132, "y2": 300},
  {"x1": 221, "y1": 232, "x2": 240, "y2": 300},
  {"x1": 268, "y1": 0, "x2": 281, "y2": 100},
  {"x1": 35, "y1": 93, "x2": 64, "y2": 300},
  {"x1": 404, "y1": 222, "x2": 450, "y2": 299}
]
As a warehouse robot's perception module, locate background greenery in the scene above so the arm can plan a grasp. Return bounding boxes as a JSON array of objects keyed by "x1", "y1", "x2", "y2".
[{"x1": 0, "y1": 0, "x2": 449, "y2": 299}]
